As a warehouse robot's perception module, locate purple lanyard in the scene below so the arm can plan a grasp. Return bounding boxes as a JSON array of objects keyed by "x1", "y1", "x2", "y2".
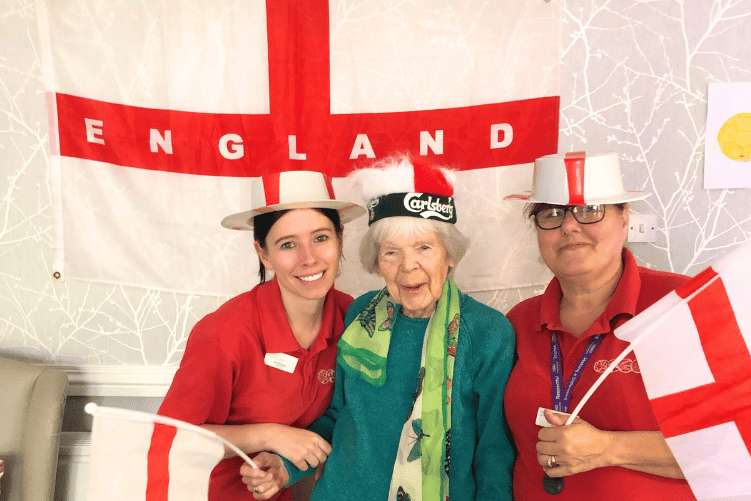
[{"x1": 550, "y1": 331, "x2": 604, "y2": 413}]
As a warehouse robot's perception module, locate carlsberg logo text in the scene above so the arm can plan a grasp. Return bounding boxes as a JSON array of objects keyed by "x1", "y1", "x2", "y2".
[{"x1": 404, "y1": 193, "x2": 454, "y2": 220}]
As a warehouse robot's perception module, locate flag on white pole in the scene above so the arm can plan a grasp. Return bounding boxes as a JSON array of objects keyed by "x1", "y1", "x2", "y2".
[
  {"x1": 85, "y1": 403, "x2": 256, "y2": 501},
  {"x1": 35, "y1": 0, "x2": 560, "y2": 297},
  {"x1": 612, "y1": 242, "x2": 751, "y2": 501}
]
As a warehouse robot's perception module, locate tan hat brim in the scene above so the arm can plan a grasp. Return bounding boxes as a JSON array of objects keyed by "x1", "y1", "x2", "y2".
[{"x1": 221, "y1": 200, "x2": 366, "y2": 230}]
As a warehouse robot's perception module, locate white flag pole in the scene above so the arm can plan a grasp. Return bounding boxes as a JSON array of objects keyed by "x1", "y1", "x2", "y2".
[
  {"x1": 564, "y1": 272, "x2": 722, "y2": 426},
  {"x1": 85, "y1": 403, "x2": 259, "y2": 468},
  {"x1": 564, "y1": 345, "x2": 635, "y2": 425}
]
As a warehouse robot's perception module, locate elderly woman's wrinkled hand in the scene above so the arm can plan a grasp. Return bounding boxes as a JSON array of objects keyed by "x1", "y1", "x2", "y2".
[
  {"x1": 535, "y1": 408, "x2": 613, "y2": 478},
  {"x1": 240, "y1": 452, "x2": 289, "y2": 499}
]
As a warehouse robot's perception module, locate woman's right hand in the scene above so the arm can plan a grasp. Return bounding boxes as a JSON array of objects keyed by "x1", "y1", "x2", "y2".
[
  {"x1": 241, "y1": 452, "x2": 289, "y2": 500},
  {"x1": 266, "y1": 424, "x2": 331, "y2": 471}
]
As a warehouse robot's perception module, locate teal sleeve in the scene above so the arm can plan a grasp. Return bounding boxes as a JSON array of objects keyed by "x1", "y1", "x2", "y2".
[
  {"x1": 280, "y1": 455, "x2": 308, "y2": 486},
  {"x1": 469, "y1": 304, "x2": 516, "y2": 500}
]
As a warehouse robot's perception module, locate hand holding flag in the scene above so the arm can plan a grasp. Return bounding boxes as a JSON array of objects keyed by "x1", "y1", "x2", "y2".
[
  {"x1": 565, "y1": 242, "x2": 751, "y2": 500},
  {"x1": 240, "y1": 452, "x2": 291, "y2": 500}
]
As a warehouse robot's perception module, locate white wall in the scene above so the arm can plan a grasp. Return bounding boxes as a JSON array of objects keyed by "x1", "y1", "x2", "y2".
[{"x1": 2, "y1": 0, "x2": 751, "y2": 367}]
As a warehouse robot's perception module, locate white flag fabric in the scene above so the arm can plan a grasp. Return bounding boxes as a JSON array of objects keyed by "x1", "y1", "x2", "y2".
[
  {"x1": 614, "y1": 242, "x2": 751, "y2": 501},
  {"x1": 35, "y1": 0, "x2": 560, "y2": 296},
  {"x1": 86, "y1": 404, "x2": 231, "y2": 501}
]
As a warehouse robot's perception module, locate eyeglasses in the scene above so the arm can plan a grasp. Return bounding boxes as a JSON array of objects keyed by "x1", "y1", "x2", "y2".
[{"x1": 533, "y1": 204, "x2": 606, "y2": 230}]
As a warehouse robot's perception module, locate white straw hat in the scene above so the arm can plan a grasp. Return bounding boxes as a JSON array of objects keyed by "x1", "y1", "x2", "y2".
[
  {"x1": 504, "y1": 151, "x2": 650, "y2": 205},
  {"x1": 221, "y1": 170, "x2": 365, "y2": 230}
]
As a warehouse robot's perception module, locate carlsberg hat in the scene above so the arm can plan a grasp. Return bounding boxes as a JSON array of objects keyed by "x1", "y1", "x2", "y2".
[{"x1": 353, "y1": 154, "x2": 458, "y2": 226}]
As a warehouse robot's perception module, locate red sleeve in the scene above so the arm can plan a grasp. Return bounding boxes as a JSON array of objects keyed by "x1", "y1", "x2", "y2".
[{"x1": 158, "y1": 316, "x2": 235, "y2": 425}]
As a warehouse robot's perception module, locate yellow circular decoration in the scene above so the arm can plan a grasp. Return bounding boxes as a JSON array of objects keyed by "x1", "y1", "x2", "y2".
[{"x1": 717, "y1": 113, "x2": 751, "y2": 162}]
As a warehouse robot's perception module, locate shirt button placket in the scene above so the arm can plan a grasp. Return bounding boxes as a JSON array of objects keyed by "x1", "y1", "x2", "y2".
[{"x1": 299, "y1": 351, "x2": 313, "y2": 402}]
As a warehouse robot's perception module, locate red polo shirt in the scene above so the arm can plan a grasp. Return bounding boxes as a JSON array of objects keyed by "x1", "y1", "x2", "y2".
[
  {"x1": 504, "y1": 249, "x2": 697, "y2": 500},
  {"x1": 159, "y1": 278, "x2": 352, "y2": 501}
]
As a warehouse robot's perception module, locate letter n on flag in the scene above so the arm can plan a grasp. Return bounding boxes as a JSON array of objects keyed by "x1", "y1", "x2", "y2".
[
  {"x1": 86, "y1": 404, "x2": 226, "y2": 501},
  {"x1": 614, "y1": 242, "x2": 751, "y2": 501},
  {"x1": 35, "y1": 0, "x2": 560, "y2": 297}
]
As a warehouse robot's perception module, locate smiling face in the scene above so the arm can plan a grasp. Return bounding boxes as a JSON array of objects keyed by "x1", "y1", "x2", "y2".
[
  {"x1": 255, "y1": 208, "x2": 343, "y2": 304},
  {"x1": 376, "y1": 230, "x2": 454, "y2": 318},
  {"x1": 536, "y1": 203, "x2": 629, "y2": 285}
]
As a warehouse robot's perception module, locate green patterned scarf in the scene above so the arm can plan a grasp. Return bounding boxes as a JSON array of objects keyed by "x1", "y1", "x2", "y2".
[{"x1": 338, "y1": 280, "x2": 460, "y2": 501}]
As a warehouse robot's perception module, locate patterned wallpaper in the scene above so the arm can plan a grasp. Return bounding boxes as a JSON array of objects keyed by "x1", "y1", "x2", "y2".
[{"x1": 2, "y1": 0, "x2": 750, "y2": 365}]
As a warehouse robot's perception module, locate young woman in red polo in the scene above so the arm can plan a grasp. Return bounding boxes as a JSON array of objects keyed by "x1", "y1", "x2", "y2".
[{"x1": 158, "y1": 171, "x2": 365, "y2": 501}]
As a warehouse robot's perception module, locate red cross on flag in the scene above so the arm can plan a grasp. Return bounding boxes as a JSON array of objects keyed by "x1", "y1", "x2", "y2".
[
  {"x1": 614, "y1": 242, "x2": 751, "y2": 500},
  {"x1": 86, "y1": 404, "x2": 257, "y2": 501},
  {"x1": 36, "y1": 0, "x2": 560, "y2": 296}
]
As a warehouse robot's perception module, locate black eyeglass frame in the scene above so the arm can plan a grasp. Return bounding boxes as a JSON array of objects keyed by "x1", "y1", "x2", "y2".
[{"x1": 533, "y1": 204, "x2": 607, "y2": 230}]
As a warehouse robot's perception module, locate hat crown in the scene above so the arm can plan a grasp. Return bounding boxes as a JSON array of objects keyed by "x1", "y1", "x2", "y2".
[
  {"x1": 352, "y1": 153, "x2": 456, "y2": 205},
  {"x1": 410, "y1": 154, "x2": 454, "y2": 197},
  {"x1": 250, "y1": 171, "x2": 334, "y2": 208},
  {"x1": 221, "y1": 170, "x2": 365, "y2": 230},
  {"x1": 504, "y1": 151, "x2": 650, "y2": 205}
]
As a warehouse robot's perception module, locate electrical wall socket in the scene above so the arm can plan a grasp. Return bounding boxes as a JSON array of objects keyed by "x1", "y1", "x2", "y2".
[{"x1": 628, "y1": 214, "x2": 657, "y2": 242}]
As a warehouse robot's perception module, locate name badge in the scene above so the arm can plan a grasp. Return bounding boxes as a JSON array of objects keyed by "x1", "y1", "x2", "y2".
[
  {"x1": 264, "y1": 353, "x2": 298, "y2": 374},
  {"x1": 535, "y1": 407, "x2": 571, "y2": 427}
]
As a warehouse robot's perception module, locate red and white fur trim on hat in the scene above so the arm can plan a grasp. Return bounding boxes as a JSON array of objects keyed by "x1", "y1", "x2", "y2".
[{"x1": 348, "y1": 153, "x2": 457, "y2": 205}]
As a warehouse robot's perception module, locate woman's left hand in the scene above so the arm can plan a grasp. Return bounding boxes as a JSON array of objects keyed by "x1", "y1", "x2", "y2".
[{"x1": 535, "y1": 408, "x2": 613, "y2": 477}]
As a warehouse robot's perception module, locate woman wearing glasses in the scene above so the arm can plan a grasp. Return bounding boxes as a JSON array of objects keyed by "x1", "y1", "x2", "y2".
[{"x1": 503, "y1": 152, "x2": 696, "y2": 500}]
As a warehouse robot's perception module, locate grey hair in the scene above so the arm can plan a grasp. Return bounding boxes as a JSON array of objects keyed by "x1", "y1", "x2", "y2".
[{"x1": 359, "y1": 216, "x2": 469, "y2": 276}]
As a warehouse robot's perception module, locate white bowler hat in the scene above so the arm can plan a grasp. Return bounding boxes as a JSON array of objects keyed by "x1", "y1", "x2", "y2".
[
  {"x1": 504, "y1": 151, "x2": 650, "y2": 205},
  {"x1": 221, "y1": 170, "x2": 366, "y2": 230}
]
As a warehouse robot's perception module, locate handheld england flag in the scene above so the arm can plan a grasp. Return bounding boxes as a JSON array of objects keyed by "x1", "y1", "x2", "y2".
[
  {"x1": 85, "y1": 403, "x2": 256, "y2": 501},
  {"x1": 612, "y1": 243, "x2": 751, "y2": 501},
  {"x1": 35, "y1": 0, "x2": 560, "y2": 297}
]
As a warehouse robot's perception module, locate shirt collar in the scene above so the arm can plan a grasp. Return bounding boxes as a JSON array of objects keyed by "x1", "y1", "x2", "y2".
[
  {"x1": 538, "y1": 248, "x2": 642, "y2": 335},
  {"x1": 258, "y1": 277, "x2": 338, "y2": 354}
]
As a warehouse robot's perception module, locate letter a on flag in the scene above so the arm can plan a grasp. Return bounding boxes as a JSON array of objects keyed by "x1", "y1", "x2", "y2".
[
  {"x1": 85, "y1": 404, "x2": 256, "y2": 501},
  {"x1": 613, "y1": 242, "x2": 751, "y2": 501}
]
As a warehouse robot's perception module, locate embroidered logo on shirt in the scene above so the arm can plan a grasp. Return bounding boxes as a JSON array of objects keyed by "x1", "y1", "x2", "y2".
[
  {"x1": 593, "y1": 357, "x2": 640, "y2": 374},
  {"x1": 317, "y1": 369, "x2": 335, "y2": 384}
]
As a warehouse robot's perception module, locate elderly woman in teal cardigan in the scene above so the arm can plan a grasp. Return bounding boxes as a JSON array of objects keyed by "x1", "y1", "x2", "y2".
[{"x1": 243, "y1": 154, "x2": 516, "y2": 501}]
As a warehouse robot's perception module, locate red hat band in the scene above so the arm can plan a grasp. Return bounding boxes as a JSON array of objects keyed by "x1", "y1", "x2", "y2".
[
  {"x1": 564, "y1": 151, "x2": 586, "y2": 205},
  {"x1": 504, "y1": 151, "x2": 650, "y2": 205}
]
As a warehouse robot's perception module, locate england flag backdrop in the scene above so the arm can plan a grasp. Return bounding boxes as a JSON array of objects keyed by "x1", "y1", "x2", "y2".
[{"x1": 36, "y1": 0, "x2": 560, "y2": 297}]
